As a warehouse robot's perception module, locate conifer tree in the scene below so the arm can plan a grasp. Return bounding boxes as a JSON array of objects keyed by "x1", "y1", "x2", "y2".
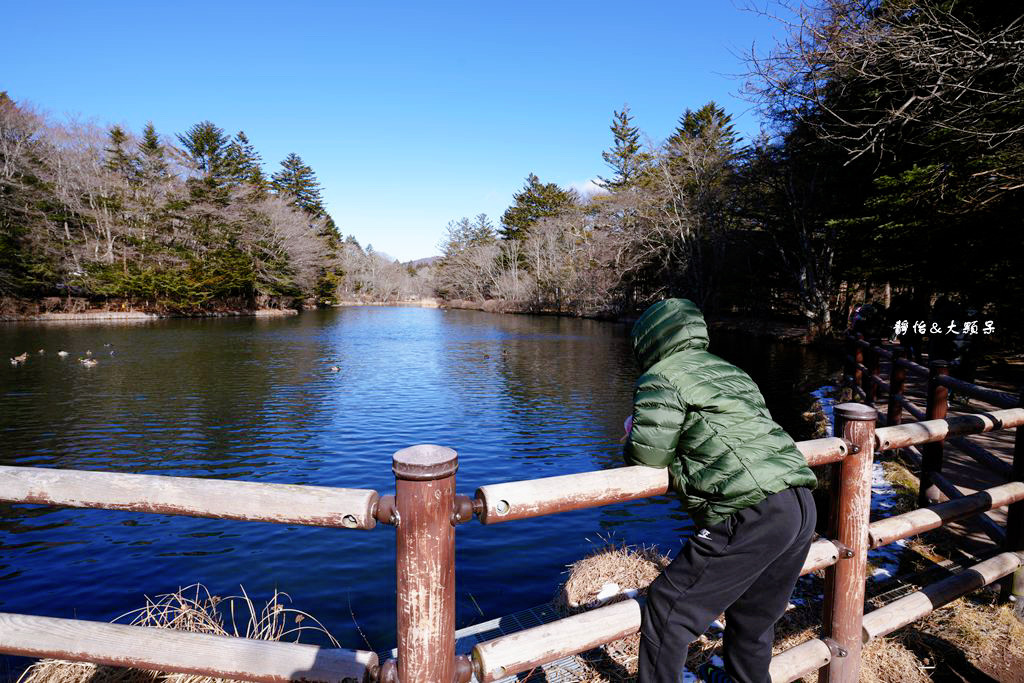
[
  {"x1": 177, "y1": 121, "x2": 229, "y2": 178},
  {"x1": 668, "y1": 101, "x2": 738, "y2": 152},
  {"x1": 105, "y1": 125, "x2": 137, "y2": 181},
  {"x1": 271, "y1": 152, "x2": 325, "y2": 216},
  {"x1": 137, "y1": 121, "x2": 167, "y2": 181},
  {"x1": 597, "y1": 105, "x2": 651, "y2": 190},
  {"x1": 499, "y1": 173, "x2": 577, "y2": 241},
  {"x1": 224, "y1": 131, "x2": 267, "y2": 192}
]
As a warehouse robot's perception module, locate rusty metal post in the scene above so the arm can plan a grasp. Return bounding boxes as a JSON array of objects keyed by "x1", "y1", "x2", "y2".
[
  {"x1": 1002, "y1": 393, "x2": 1024, "y2": 605},
  {"x1": 864, "y1": 339, "x2": 881, "y2": 404},
  {"x1": 885, "y1": 348, "x2": 907, "y2": 453},
  {"x1": 393, "y1": 445, "x2": 458, "y2": 683},
  {"x1": 820, "y1": 402, "x2": 876, "y2": 683},
  {"x1": 919, "y1": 361, "x2": 949, "y2": 507}
]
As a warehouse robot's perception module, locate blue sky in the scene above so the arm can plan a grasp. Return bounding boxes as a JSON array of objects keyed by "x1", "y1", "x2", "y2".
[{"x1": 2, "y1": 1, "x2": 787, "y2": 262}]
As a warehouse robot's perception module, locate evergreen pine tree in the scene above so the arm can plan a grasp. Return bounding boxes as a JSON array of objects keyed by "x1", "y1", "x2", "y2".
[
  {"x1": 668, "y1": 101, "x2": 738, "y2": 151},
  {"x1": 177, "y1": 121, "x2": 229, "y2": 179},
  {"x1": 499, "y1": 173, "x2": 577, "y2": 241},
  {"x1": 224, "y1": 131, "x2": 267, "y2": 192},
  {"x1": 105, "y1": 125, "x2": 137, "y2": 181},
  {"x1": 597, "y1": 105, "x2": 651, "y2": 190},
  {"x1": 271, "y1": 152, "x2": 325, "y2": 216},
  {"x1": 137, "y1": 121, "x2": 167, "y2": 181}
]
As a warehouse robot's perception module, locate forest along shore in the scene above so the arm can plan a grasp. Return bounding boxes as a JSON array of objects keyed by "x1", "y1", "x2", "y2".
[
  {"x1": 0, "y1": 298, "x2": 446, "y2": 322},
  {"x1": 0, "y1": 306, "x2": 299, "y2": 323}
]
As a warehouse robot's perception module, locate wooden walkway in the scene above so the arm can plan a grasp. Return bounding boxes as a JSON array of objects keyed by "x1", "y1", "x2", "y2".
[{"x1": 860, "y1": 353, "x2": 1021, "y2": 559}]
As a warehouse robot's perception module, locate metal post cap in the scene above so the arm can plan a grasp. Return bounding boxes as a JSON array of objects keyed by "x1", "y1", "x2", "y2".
[
  {"x1": 393, "y1": 444, "x2": 458, "y2": 481},
  {"x1": 834, "y1": 403, "x2": 877, "y2": 421}
]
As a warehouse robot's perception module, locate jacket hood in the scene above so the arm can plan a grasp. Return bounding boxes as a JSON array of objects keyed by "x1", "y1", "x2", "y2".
[{"x1": 631, "y1": 298, "x2": 709, "y2": 371}]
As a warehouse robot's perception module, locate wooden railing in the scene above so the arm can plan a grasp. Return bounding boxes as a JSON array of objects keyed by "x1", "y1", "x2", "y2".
[{"x1": 1, "y1": 342, "x2": 1022, "y2": 683}]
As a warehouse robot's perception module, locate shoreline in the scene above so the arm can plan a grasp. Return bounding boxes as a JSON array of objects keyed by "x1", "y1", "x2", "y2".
[
  {"x1": 1, "y1": 297, "x2": 823, "y2": 346},
  {"x1": 439, "y1": 298, "x2": 825, "y2": 345},
  {"x1": 0, "y1": 298, "x2": 443, "y2": 323},
  {"x1": 1, "y1": 308, "x2": 300, "y2": 324}
]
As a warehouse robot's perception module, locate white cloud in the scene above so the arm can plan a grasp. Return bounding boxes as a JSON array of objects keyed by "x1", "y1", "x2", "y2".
[{"x1": 569, "y1": 178, "x2": 609, "y2": 198}]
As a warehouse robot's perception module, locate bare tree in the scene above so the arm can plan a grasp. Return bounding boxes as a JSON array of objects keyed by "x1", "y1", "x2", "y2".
[{"x1": 744, "y1": 1, "x2": 1024, "y2": 202}]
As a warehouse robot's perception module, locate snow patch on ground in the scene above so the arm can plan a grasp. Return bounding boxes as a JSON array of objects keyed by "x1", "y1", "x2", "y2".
[
  {"x1": 811, "y1": 385, "x2": 837, "y2": 437},
  {"x1": 867, "y1": 460, "x2": 908, "y2": 580}
]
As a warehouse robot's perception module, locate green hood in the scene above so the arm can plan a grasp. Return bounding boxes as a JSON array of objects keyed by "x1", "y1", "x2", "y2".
[{"x1": 631, "y1": 298, "x2": 709, "y2": 372}]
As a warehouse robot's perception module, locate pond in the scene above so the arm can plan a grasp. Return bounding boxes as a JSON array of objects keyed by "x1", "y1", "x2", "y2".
[{"x1": 0, "y1": 307, "x2": 841, "y2": 660}]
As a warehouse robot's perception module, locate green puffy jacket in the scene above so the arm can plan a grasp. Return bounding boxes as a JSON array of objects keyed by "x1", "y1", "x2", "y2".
[{"x1": 623, "y1": 299, "x2": 817, "y2": 528}]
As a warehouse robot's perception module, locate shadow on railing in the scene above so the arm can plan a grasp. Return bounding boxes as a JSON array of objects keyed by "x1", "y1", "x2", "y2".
[{"x1": 1, "y1": 342, "x2": 1023, "y2": 682}]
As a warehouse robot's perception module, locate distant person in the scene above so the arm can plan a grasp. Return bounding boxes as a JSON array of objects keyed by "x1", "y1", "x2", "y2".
[
  {"x1": 622, "y1": 298, "x2": 817, "y2": 683},
  {"x1": 847, "y1": 303, "x2": 862, "y2": 330},
  {"x1": 852, "y1": 300, "x2": 885, "y2": 340},
  {"x1": 889, "y1": 294, "x2": 923, "y2": 362}
]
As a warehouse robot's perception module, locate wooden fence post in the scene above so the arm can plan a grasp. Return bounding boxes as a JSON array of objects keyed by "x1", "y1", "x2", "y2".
[
  {"x1": 820, "y1": 402, "x2": 876, "y2": 683},
  {"x1": 1002, "y1": 393, "x2": 1024, "y2": 606},
  {"x1": 885, "y1": 347, "x2": 907, "y2": 460},
  {"x1": 919, "y1": 361, "x2": 949, "y2": 507},
  {"x1": 393, "y1": 445, "x2": 458, "y2": 683},
  {"x1": 886, "y1": 347, "x2": 907, "y2": 436},
  {"x1": 864, "y1": 339, "x2": 881, "y2": 405}
]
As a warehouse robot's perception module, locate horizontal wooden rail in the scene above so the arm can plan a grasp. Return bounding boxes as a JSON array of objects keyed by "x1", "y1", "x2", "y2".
[
  {"x1": 768, "y1": 638, "x2": 833, "y2": 683},
  {"x1": 874, "y1": 409, "x2": 1024, "y2": 451},
  {"x1": 935, "y1": 374, "x2": 1019, "y2": 409},
  {"x1": 0, "y1": 466, "x2": 380, "y2": 530},
  {"x1": 474, "y1": 439, "x2": 847, "y2": 523},
  {"x1": 855, "y1": 339, "x2": 894, "y2": 360},
  {"x1": 933, "y1": 473, "x2": 1006, "y2": 545},
  {"x1": 800, "y1": 437, "x2": 849, "y2": 466},
  {"x1": 474, "y1": 466, "x2": 669, "y2": 524},
  {"x1": 0, "y1": 612, "x2": 377, "y2": 683},
  {"x1": 801, "y1": 538, "x2": 843, "y2": 574},
  {"x1": 861, "y1": 552, "x2": 1023, "y2": 642},
  {"x1": 896, "y1": 394, "x2": 926, "y2": 420},
  {"x1": 893, "y1": 356, "x2": 930, "y2": 378},
  {"x1": 947, "y1": 434, "x2": 1014, "y2": 478},
  {"x1": 472, "y1": 598, "x2": 640, "y2": 682},
  {"x1": 469, "y1": 538, "x2": 840, "y2": 681},
  {"x1": 869, "y1": 482, "x2": 1024, "y2": 548},
  {"x1": 897, "y1": 446, "x2": 1007, "y2": 545}
]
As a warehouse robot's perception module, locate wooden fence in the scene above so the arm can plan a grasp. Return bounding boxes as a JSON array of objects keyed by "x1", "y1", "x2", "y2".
[{"x1": 1, "y1": 336, "x2": 1022, "y2": 683}]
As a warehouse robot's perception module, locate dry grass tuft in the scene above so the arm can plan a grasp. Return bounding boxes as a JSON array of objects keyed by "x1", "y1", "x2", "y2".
[
  {"x1": 550, "y1": 544, "x2": 668, "y2": 682},
  {"x1": 555, "y1": 543, "x2": 669, "y2": 613},
  {"x1": 902, "y1": 591, "x2": 1024, "y2": 681},
  {"x1": 17, "y1": 584, "x2": 337, "y2": 683},
  {"x1": 858, "y1": 636, "x2": 931, "y2": 683}
]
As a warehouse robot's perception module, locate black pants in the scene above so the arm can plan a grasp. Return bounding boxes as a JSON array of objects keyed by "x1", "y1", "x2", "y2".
[{"x1": 637, "y1": 486, "x2": 816, "y2": 683}]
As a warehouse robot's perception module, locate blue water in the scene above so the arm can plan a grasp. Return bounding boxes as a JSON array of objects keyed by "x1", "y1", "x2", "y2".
[{"x1": 0, "y1": 307, "x2": 839, "y2": 660}]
